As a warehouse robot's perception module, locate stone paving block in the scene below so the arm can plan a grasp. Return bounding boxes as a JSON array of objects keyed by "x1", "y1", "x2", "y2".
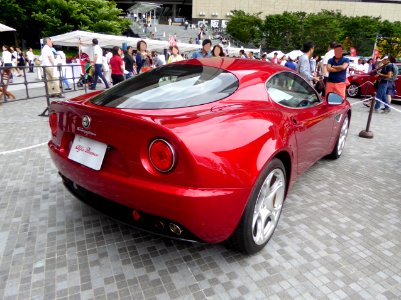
[{"x1": 1, "y1": 90, "x2": 401, "y2": 299}]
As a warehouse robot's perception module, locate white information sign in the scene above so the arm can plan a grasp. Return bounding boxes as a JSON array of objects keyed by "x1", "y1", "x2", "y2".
[{"x1": 68, "y1": 135, "x2": 107, "y2": 171}]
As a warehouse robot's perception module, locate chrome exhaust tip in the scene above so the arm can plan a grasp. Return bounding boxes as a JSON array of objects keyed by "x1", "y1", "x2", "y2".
[{"x1": 169, "y1": 223, "x2": 183, "y2": 236}]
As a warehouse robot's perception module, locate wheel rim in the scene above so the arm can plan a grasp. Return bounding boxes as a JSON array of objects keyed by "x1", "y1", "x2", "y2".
[
  {"x1": 252, "y1": 168, "x2": 285, "y2": 245},
  {"x1": 347, "y1": 84, "x2": 359, "y2": 97},
  {"x1": 337, "y1": 116, "x2": 349, "y2": 155}
]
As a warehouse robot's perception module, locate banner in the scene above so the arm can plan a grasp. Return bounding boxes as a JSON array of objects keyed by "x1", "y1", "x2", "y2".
[{"x1": 169, "y1": 35, "x2": 176, "y2": 47}]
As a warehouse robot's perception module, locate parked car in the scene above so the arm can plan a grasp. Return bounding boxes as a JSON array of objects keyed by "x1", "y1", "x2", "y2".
[
  {"x1": 48, "y1": 58, "x2": 351, "y2": 254},
  {"x1": 346, "y1": 62, "x2": 401, "y2": 98}
]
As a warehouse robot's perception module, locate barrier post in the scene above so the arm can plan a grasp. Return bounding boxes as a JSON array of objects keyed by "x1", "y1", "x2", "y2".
[
  {"x1": 23, "y1": 66, "x2": 30, "y2": 99},
  {"x1": 359, "y1": 94, "x2": 376, "y2": 139},
  {"x1": 39, "y1": 66, "x2": 51, "y2": 117}
]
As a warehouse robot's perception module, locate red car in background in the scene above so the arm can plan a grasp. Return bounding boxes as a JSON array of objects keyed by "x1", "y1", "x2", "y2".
[
  {"x1": 346, "y1": 63, "x2": 401, "y2": 98},
  {"x1": 48, "y1": 58, "x2": 351, "y2": 254}
]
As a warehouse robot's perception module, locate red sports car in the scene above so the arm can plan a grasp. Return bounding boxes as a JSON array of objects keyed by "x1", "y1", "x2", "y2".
[
  {"x1": 48, "y1": 58, "x2": 351, "y2": 254},
  {"x1": 346, "y1": 62, "x2": 401, "y2": 98}
]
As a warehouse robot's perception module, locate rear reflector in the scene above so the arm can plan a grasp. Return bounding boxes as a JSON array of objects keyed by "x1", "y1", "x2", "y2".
[
  {"x1": 149, "y1": 139, "x2": 175, "y2": 173},
  {"x1": 49, "y1": 113, "x2": 57, "y2": 136}
]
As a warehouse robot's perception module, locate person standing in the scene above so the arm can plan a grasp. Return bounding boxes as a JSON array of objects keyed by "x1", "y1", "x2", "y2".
[
  {"x1": 89, "y1": 39, "x2": 110, "y2": 90},
  {"x1": 284, "y1": 57, "x2": 297, "y2": 70},
  {"x1": 135, "y1": 40, "x2": 153, "y2": 73},
  {"x1": 55, "y1": 47, "x2": 71, "y2": 90},
  {"x1": 326, "y1": 44, "x2": 349, "y2": 99},
  {"x1": 373, "y1": 56, "x2": 394, "y2": 113},
  {"x1": 167, "y1": 46, "x2": 184, "y2": 63},
  {"x1": 322, "y1": 41, "x2": 336, "y2": 95},
  {"x1": 26, "y1": 48, "x2": 34, "y2": 72},
  {"x1": 271, "y1": 52, "x2": 280, "y2": 64},
  {"x1": 123, "y1": 46, "x2": 135, "y2": 79},
  {"x1": 297, "y1": 41, "x2": 320, "y2": 85},
  {"x1": 109, "y1": 46, "x2": 125, "y2": 85},
  {"x1": 41, "y1": 37, "x2": 64, "y2": 98},
  {"x1": 105, "y1": 49, "x2": 113, "y2": 84},
  {"x1": 386, "y1": 56, "x2": 398, "y2": 106},
  {"x1": 16, "y1": 47, "x2": 26, "y2": 75},
  {"x1": 1, "y1": 45, "x2": 13, "y2": 69},
  {"x1": 212, "y1": 45, "x2": 225, "y2": 57},
  {"x1": 248, "y1": 51, "x2": 256, "y2": 60},
  {"x1": 1, "y1": 46, "x2": 16, "y2": 101},
  {"x1": 192, "y1": 39, "x2": 212, "y2": 59},
  {"x1": 239, "y1": 49, "x2": 247, "y2": 58}
]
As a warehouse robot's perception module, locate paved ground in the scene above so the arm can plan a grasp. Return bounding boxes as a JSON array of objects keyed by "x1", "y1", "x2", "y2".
[{"x1": 0, "y1": 79, "x2": 401, "y2": 300}]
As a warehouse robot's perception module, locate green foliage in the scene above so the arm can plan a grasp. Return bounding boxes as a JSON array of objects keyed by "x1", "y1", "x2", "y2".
[
  {"x1": 262, "y1": 12, "x2": 306, "y2": 51},
  {"x1": 0, "y1": 0, "x2": 130, "y2": 46},
  {"x1": 226, "y1": 10, "x2": 263, "y2": 46},
  {"x1": 226, "y1": 9, "x2": 401, "y2": 57},
  {"x1": 303, "y1": 10, "x2": 343, "y2": 55},
  {"x1": 339, "y1": 16, "x2": 380, "y2": 56}
]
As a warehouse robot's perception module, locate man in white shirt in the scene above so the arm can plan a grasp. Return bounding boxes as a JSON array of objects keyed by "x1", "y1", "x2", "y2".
[
  {"x1": 322, "y1": 42, "x2": 336, "y2": 95},
  {"x1": 26, "y1": 48, "x2": 34, "y2": 72},
  {"x1": 89, "y1": 39, "x2": 110, "y2": 90},
  {"x1": 41, "y1": 37, "x2": 64, "y2": 98}
]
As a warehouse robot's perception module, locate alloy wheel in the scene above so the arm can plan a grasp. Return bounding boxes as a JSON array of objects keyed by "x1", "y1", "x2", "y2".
[{"x1": 252, "y1": 168, "x2": 285, "y2": 245}]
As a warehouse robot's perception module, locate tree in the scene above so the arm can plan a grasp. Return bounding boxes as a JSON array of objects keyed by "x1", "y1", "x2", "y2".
[
  {"x1": 261, "y1": 12, "x2": 306, "y2": 52},
  {"x1": 339, "y1": 16, "x2": 380, "y2": 56},
  {"x1": 376, "y1": 21, "x2": 401, "y2": 57},
  {"x1": 226, "y1": 10, "x2": 263, "y2": 46},
  {"x1": 303, "y1": 10, "x2": 344, "y2": 56},
  {"x1": 0, "y1": 0, "x2": 130, "y2": 47}
]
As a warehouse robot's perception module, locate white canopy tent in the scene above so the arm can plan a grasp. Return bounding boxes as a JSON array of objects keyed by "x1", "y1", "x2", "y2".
[
  {"x1": 50, "y1": 30, "x2": 202, "y2": 53},
  {"x1": 0, "y1": 23, "x2": 16, "y2": 32},
  {"x1": 266, "y1": 50, "x2": 285, "y2": 59},
  {"x1": 286, "y1": 50, "x2": 304, "y2": 60},
  {"x1": 50, "y1": 30, "x2": 260, "y2": 59},
  {"x1": 224, "y1": 45, "x2": 261, "y2": 57}
]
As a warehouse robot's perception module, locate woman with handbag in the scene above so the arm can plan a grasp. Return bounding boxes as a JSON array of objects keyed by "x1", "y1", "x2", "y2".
[{"x1": 135, "y1": 40, "x2": 153, "y2": 73}]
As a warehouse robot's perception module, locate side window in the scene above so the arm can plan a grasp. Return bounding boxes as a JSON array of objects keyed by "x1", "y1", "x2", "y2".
[{"x1": 266, "y1": 72, "x2": 321, "y2": 108}]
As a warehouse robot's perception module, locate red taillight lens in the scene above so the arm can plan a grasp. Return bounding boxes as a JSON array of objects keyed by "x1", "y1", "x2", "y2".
[
  {"x1": 49, "y1": 113, "x2": 58, "y2": 136},
  {"x1": 149, "y1": 139, "x2": 175, "y2": 173}
]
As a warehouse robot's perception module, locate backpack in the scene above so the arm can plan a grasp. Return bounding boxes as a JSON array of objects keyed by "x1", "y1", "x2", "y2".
[{"x1": 390, "y1": 63, "x2": 398, "y2": 81}]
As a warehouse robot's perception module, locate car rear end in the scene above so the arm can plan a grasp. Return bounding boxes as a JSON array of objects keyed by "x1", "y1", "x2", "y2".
[{"x1": 48, "y1": 60, "x2": 253, "y2": 243}]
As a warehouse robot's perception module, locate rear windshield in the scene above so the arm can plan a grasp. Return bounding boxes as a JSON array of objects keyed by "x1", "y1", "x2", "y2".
[{"x1": 91, "y1": 64, "x2": 239, "y2": 109}]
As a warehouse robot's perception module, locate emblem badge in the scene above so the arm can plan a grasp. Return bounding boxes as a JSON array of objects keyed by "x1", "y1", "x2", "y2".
[{"x1": 82, "y1": 115, "x2": 91, "y2": 129}]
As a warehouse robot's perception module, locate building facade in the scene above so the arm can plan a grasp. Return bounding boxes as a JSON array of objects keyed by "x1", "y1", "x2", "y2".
[{"x1": 192, "y1": 0, "x2": 401, "y2": 26}]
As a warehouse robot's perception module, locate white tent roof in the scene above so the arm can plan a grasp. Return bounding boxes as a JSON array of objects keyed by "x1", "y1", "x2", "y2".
[
  {"x1": 127, "y1": 2, "x2": 161, "y2": 14},
  {"x1": 50, "y1": 30, "x2": 202, "y2": 53},
  {"x1": 224, "y1": 45, "x2": 261, "y2": 57},
  {"x1": 50, "y1": 30, "x2": 261, "y2": 58},
  {"x1": 0, "y1": 23, "x2": 16, "y2": 32}
]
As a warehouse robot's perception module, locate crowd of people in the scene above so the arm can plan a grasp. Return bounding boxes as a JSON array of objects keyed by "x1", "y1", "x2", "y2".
[{"x1": 1, "y1": 37, "x2": 398, "y2": 111}]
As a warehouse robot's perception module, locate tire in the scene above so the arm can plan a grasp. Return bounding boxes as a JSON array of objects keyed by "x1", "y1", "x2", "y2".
[
  {"x1": 228, "y1": 158, "x2": 287, "y2": 254},
  {"x1": 329, "y1": 114, "x2": 349, "y2": 159},
  {"x1": 346, "y1": 83, "x2": 361, "y2": 98}
]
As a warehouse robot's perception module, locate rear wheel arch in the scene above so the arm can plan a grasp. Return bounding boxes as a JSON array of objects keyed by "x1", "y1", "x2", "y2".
[{"x1": 273, "y1": 151, "x2": 292, "y2": 195}]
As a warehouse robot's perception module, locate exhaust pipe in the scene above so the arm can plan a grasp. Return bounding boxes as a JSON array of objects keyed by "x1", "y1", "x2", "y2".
[{"x1": 169, "y1": 223, "x2": 183, "y2": 236}]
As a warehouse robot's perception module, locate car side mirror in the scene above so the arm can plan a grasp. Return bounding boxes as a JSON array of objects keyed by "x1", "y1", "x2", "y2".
[{"x1": 327, "y1": 92, "x2": 344, "y2": 105}]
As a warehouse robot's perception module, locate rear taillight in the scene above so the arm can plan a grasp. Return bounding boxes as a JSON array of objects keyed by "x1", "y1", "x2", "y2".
[
  {"x1": 49, "y1": 113, "x2": 58, "y2": 136},
  {"x1": 149, "y1": 139, "x2": 176, "y2": 173}
]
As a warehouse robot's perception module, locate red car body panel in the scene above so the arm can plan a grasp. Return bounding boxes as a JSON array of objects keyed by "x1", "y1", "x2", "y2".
[{"x1": 48, "y1": 58, "x2": 350, "y2": 243}]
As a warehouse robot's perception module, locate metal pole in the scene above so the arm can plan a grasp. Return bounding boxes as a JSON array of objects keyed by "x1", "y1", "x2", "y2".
[
  {"x1": 23, "y1": 66, "x2": 30, "y2": 99},
  {"x1": 39, "y1": 66, "x2": 50, "y2": 117},
  {"x1": 359, "y1": 95, "x2": 376, "y2": 139}
]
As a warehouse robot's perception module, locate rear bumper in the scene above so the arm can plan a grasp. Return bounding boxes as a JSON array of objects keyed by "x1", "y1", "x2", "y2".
[{"x1": 49, "y1": 142, "x2": 251, "y2": 243}]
